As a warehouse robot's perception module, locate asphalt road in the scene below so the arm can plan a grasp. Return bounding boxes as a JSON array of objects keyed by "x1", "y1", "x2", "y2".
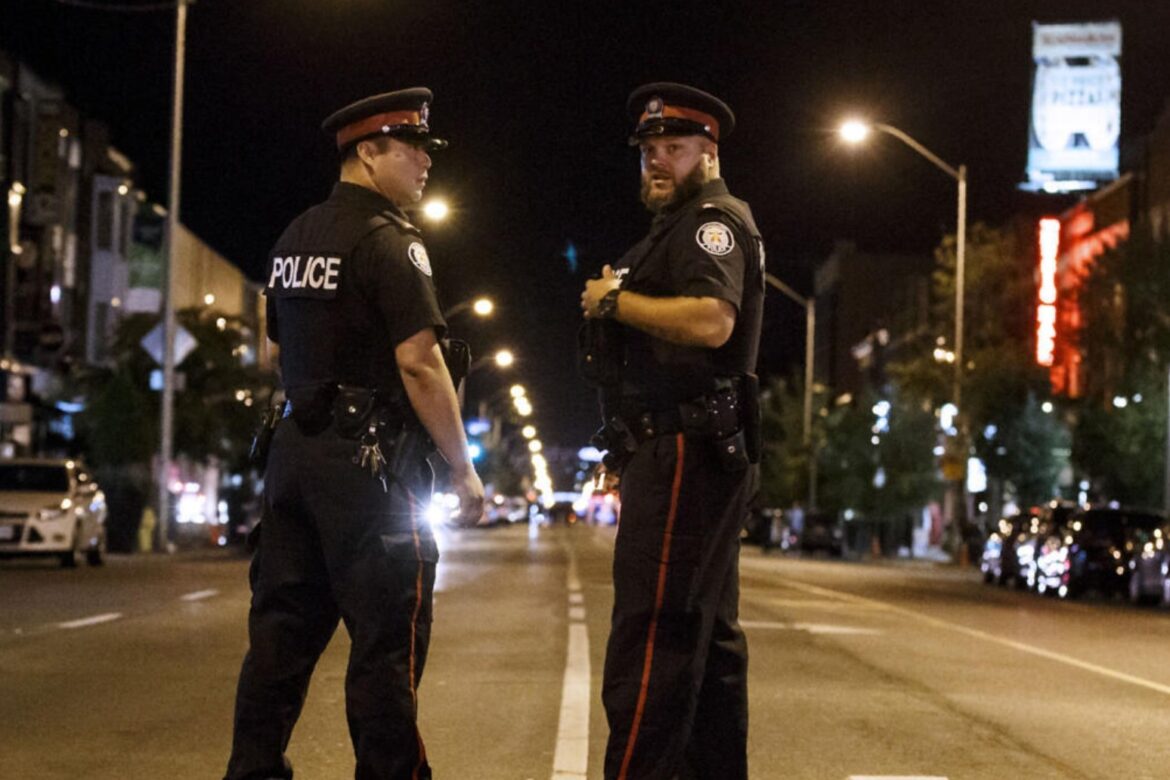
[{"x1": 3, "y1": 522, "x2": 1170, "y2": 779}]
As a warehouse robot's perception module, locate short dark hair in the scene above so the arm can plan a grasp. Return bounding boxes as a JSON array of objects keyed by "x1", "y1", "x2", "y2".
[{"x1": 340, "y1": 135, "x2": 394, "y2": 165}]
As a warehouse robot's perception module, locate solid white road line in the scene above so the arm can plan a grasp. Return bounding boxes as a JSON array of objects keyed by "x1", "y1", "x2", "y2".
[
  {"x1": 180, "y1": 588, "x2": 219, "y2": 602},
  {"x1": 781, "y1": 577, "x2": 1170, "y2": 698},
  {"x1": 552, "y1": 542, "x2": 590, "y2": 780},
  {"x1": 741, "y1": 620, "x2": 883, "y2": 636},
  {"x1": 58, "y1": 612, "x2": 122, "y2": 630}
]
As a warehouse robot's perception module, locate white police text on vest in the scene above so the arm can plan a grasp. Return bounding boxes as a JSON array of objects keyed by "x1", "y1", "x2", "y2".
[{"x1": 269, "y1": 255, "x2": 342, "y2": 291}]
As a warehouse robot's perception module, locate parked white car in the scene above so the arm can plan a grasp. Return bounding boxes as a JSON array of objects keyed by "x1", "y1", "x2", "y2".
[{"x1": 0, "y1": 459, "x2": 107, "y2": 567}]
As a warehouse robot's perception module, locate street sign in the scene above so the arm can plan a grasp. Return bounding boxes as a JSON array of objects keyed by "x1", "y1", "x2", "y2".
[{"x1": 140, "y1": 322, "x2": 196, "y2": 366}]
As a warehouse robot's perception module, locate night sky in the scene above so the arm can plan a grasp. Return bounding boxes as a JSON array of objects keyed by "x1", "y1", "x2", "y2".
[{"x1": 4, "y1": 0, "x2": 1170, "y2": 446}]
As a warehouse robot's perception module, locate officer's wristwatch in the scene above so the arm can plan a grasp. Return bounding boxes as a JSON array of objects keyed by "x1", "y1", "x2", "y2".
[{"x1": 597, "y1": 288, "x2": 622, "y2": 319}]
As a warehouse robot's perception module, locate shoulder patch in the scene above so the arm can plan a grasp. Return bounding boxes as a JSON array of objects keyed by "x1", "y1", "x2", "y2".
[
  {"x1": 408, "y1": 242, "x2": 433, "y2": 276},
  {"x1": 696, "y1": 221, "x2": 735, "y2": 257}
]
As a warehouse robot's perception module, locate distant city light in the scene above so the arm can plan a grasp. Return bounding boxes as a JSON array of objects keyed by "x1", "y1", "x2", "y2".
[
  {"x1": 473, "y1": 298, "x2": 494, "y2": 316},
  {"x1": 510, "y1": 384, "x2": 527, "y2": 399},
  {"x1": 1113, "y1": 396, "x2": 1128, "y2": 409},
  {"x1": 494, "y1": 349, "x2": 515, "y2": 368},
  {"x1": 1041, "y1": 401, "x2": 1054, "y2": 414},
  {"x1": 204, "y1": 293, "x2": 216, "y2": 306},
  {"x1": 528, "y1": 439, "x2": 543, "y2": 453},
  {"x1": 522, "y1": 425, "x2": 536, "y2": 439}
]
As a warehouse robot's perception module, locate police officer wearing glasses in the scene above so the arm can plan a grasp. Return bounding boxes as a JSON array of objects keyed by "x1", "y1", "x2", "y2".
[
  {"x1": 580, "y1": 82, "x2": 764, "y2": 780},
  {"x1": 224, "y1": 87, "x2": 485, "y2": 780}
]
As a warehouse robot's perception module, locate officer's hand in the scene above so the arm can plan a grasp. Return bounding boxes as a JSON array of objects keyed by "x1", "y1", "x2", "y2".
[
  {"x1": 581, "y1": 265, "x2": 621, "y2": 318},
  {"x1": 450, "y1": 464, "x2": 486, "y2": 527}
]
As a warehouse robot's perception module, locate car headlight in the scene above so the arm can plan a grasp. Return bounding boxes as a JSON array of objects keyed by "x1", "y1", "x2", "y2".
[{"x1": 38, "y1": 507, "x2": 67, "y2": 522}]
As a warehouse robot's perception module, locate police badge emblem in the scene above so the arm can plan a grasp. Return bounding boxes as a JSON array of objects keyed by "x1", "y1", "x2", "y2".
[
  {"x1": 646, "y1": 96, "x2": 664, "y2": 119},
  {"x1": 408, "y1": 242, "x2": 433, "y2": 276},
  {"x1": 696, "y1": 222, "x2": 735, "y2": 256}
]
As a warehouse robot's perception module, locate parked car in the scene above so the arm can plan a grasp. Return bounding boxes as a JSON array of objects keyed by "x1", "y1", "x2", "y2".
[
  {"x1": 0, "y1": 459, "x2": 107, "y2": 567},
  {"x1": 800, "y1": 511, "x2": 844, "y2": 557},
  {"x1": 981, "y1": 510, "x2": 1035, "y2": 586},
  {"x1": 1015, "y1": 500, "x2": 1078, "y2": 592},
  {"x1": 1037, "y1": 507, "x2": 1165, "y2": 599},
  {"x1": 1125, "y1": 520, "x2": 1170, "y2": 606}
]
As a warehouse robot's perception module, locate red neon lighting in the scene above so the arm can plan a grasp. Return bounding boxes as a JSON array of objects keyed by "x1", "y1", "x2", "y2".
[{"x1": 1036, "y1": 218, "x2": 1060, "y2": 367}]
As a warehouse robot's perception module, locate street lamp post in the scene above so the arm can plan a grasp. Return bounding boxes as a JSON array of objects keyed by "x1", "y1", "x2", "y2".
[
  {"x1": 157, "y1": 0, "x2": 190, "y2": 552},
  {"x1": 764, "y1": 272, "x2": 817, "y2": 509},
  {"x1": 839, "y1": 120, "x2": 968, "y2": 411},
  {"x1": 840, "y1": 119, "x2": 969, "y2": 552}
]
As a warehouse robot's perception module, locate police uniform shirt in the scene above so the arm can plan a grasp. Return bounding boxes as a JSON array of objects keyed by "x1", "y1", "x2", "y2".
[
  {"x1": 615, "y1": 178, "x2": 764, "y2": 405},
  {"x1": 265, "y1": 182, "x2": 447, "y2": 394}
]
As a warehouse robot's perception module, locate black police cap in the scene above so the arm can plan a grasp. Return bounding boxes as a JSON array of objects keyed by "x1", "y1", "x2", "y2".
[
  {"x1": 626, "y1": 82, "x2": 735, "y2": 146},
  {"x1": 321, "y1": 87, "x2": 448, "y2": 152}
]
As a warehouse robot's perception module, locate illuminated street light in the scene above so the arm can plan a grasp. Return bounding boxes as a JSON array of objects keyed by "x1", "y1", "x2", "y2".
[
  {"x1": 510, "y1": 384, "x2": 527, "y2": 399},
  {"x1": 444, "y1": 295, "x2": 495, "y2": 320},
  {"x1": 839, "y1": 117, "x2": 967, "y2": 413},
  {"x1": 422, "y1": 198, "x2": 449, "y2": 222},
  {"x1": 838, "y1": 119, "x2": 872, "y2": 144},
  {"x1": 468, "y1": 349, "x2": 516, "y2": 377},
  {"x1": 521, "y1": 425, "x2": 537, "y2": 439},
  {"x1": 529, "y1": 439, "x2": 543, "y2": 453}
]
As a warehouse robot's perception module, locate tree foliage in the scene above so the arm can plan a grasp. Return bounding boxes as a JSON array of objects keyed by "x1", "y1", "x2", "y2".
[
  {"x1": 1071, "y1": 224, "x2": 1170, "y2": 505},
  {"x1": 73, "y1": 307, "x2": 276, "y2": 473}
]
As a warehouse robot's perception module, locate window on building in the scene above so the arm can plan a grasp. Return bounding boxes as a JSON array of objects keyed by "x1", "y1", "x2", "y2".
[{"x1": 95, "y1": 191, "x2": 114, "y2": 251}]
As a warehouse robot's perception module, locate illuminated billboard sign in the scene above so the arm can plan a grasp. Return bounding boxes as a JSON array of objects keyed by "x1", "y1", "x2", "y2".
[
  {"x1": 1023, "y1": 21, "x2": 1122, "y2": 193},
  {"x1": 1036, "y1": 218, "x2": 1060, "y2": 367}
]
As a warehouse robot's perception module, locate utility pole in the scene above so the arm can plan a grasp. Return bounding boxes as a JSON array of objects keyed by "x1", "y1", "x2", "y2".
[{"x1": 157, "y1": 0, "x2": 188, "y2": 551}]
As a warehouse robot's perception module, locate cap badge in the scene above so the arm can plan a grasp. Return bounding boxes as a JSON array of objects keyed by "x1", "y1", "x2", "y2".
[
  {"x1": 419, "y1": 102, "x2": 430, "y2": 129},
  {"x1": 408, "y1": 242, "x2": 433, "y2": 276},
  {"x1": 696, "y1": 221, "x2": 735, "y2": 257},
  {"x1": 646, "y1": 96, "x2": 664, "y2": 119}
]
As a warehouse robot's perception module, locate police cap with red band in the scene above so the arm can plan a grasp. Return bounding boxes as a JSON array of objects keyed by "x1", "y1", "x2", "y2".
[
  {"x1": 626, "y1": 82, "x2": 735, "y2": 146},
  {"x1": 321, "y1": 87, "x2": 448, "y2": 152}
]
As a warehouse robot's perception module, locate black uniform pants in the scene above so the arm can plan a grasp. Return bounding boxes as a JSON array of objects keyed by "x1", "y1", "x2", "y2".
[
  {"x1": 603, "y1": 433, "x2": 754, "y2": 780},
  {"x1": 224, "y1": 421, "x2": 437, "y2": 780}
]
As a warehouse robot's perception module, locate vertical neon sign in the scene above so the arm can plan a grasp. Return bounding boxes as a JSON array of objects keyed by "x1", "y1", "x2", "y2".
[{"x1": 1036, "y1": 218, "x2": 1060, "y2": 366}]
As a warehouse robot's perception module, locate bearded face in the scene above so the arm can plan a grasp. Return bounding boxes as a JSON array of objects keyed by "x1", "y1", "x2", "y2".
[{"x1": 638, "y1": 135, "x2": 716, "y2": 213}]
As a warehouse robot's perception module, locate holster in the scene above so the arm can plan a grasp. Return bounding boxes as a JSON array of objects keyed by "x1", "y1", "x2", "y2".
[
  {"x1": 591, "y1": 416, "x2": 639, "y2": 474},
  {"x1": 442, "y1": 338, "x2": 472, "y2": 393},
  {"x1": 248, "y1": 403, "x2": 282, "y2": 473},
  {"x1": 333, "y1": 384, "x2": 379, "y2": 439}
]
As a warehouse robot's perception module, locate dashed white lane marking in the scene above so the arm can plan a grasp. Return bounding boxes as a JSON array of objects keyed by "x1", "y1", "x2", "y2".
[
  {"x1": 741, "y1": 620, "x2": 883, "y2": 636},
  {"x1": 180, "y1": 589, "x2": 219, "y2": 602},
  {"x1": 780, "y1": 576, "x2": 1170, "y2": 698},
  {"x1": 552, "y1": 542, "x2": 590, "y2": 780},
  {"x1": 58, "y1": 612, "x2": 122, "y2": 630}
]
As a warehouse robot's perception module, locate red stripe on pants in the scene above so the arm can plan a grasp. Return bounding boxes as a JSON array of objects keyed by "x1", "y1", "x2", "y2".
[{"x1": 618, "y1": 433, "x2": 686, "y2": 780}]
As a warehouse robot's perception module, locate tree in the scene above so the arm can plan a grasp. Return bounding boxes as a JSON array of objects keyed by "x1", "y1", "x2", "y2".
[
  {"x1": 890, "y1": 222, "x2": 1068, "y2": 516},
  {"x1": 758, "y1": 375, "x2": 812, "y2": 508},
  {"x1": 1071, "y1": 223, "x2": 1170, "y2": 505}
]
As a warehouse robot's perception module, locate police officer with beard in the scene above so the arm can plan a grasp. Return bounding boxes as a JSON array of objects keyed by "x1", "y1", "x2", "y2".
[
  {"x1": 580, "y1": 83, "x2": 764, "y2": 780},
  {"x1": 224, "y1": 88, "x2": 484, "y2": 780}
]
